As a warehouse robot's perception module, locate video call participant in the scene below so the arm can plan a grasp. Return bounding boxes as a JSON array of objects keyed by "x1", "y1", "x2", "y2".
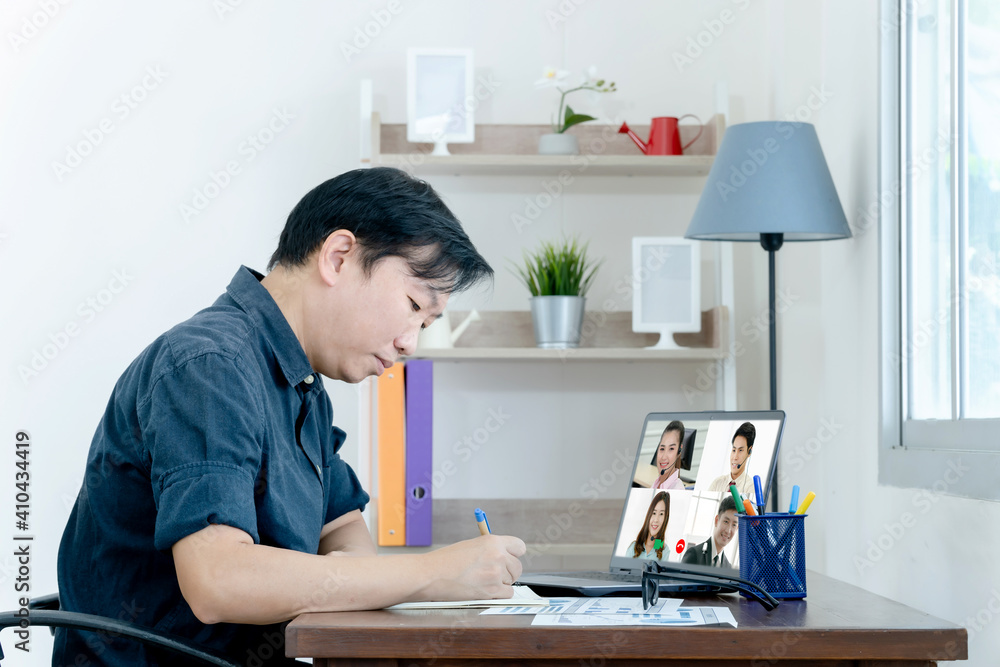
[
  {"x1": 707, "y1": 421, "x2": 756, "y2": 497},
  {"x1": 681, "y1": 495, "x2": 738, "y2": 568},
  {"x1": 626, "y1": 491, "x2": 670, "y2": 559},
  {"x1": 651, "y1": 421, "x2": 686, "y2": 490}
]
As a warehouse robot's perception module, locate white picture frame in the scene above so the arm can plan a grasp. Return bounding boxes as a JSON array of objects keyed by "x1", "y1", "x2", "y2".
[
  {"x1": 632, "y1": 237, "x2": 701, "y2": 350},
  {"x1": 406, "y1": 48, "x2": 475, "y2": 156}
]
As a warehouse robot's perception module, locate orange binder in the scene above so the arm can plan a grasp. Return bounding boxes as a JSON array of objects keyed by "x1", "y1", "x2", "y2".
[{"x1": 376, "y1": 363, "x2": 406, "y2": 545}]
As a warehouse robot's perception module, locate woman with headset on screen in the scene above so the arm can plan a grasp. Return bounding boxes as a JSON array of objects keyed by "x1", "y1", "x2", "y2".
[
  {"x1": 625, "y1": 491, "x2": 669, "y2": 559},
  {"x1": 651, "y1": 420, "x2": 686, "y2": 490}
]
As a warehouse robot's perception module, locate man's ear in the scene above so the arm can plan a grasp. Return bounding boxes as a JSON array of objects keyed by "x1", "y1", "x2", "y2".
[{"x1": 316, "y1": 230, "x2": 357, "y2": 286}]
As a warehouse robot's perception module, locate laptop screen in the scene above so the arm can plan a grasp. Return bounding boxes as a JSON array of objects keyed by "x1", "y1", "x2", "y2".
[{"x1": 609, "y1": 410, "x2": 785, "y2": 575}]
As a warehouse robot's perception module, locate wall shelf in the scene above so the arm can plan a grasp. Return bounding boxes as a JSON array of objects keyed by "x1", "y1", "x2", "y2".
[
  {"x1": 409, "y1": 307, "x2": 728, "y2": 362},
  {"x1": 368, "y1": 113, "x2": 725, "y2": 177}
]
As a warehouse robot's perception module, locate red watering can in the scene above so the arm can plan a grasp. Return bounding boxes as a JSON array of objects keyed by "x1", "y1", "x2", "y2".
[{"x1": 618, "y1": 115, "x2": 703, "y2": 155}]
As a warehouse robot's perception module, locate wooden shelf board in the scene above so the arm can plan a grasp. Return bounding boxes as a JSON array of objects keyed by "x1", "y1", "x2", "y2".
[
  {"x1": 410, "y1": 346, "x2": 726, "y2": 361},
  {"x1": 375, "y1": 153, "x2": 715, "y2": 177},
  {"x1": 370, "y1": 112, "x2": 726, "y2": 177},
  {"x1": 406, "y1": 307, "x2": 728, "y2": 362}
]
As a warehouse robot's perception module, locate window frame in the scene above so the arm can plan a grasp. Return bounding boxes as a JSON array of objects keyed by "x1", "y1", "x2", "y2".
[{"x1": 879, "y1": 0, "x2": 1000, "y2": 500}]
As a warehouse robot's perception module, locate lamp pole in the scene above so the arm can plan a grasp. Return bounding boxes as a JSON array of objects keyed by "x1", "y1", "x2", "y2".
[{"x1": 760, "y1": 232, "x2": 783, "y2": 511}]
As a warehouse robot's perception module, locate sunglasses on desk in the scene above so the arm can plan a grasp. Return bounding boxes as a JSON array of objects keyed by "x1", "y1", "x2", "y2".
[{"x1": 641, "y1": 561, "x2": 780, "y2": 612}]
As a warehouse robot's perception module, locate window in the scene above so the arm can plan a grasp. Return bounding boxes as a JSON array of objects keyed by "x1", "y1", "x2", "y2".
[{"x1": 881, "y1": 0, "x2": 1000, "y2": 499}]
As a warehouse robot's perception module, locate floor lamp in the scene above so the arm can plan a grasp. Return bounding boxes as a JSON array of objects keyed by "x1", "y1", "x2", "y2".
[{"x1": 684, "y1": 121, "x2": 851, "y2": 511}]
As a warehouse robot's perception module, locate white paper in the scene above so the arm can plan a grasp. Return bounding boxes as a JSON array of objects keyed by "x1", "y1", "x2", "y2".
[
  {"x1": 385, "y1": 585, "x2": 548, "y2": 610},
  {"x1": 529, "y1": 606, "x2": 737, "y2": 628},
  {"x1": 481, "y1": 596, "x2": 683, "y2": 616}
]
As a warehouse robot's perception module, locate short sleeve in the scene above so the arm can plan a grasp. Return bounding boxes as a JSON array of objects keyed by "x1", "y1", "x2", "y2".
[
  {"x1": 138, "y1": 352, "x2": 265, "y2": 552},
  {"x1": 323, "y1": 425, "x2": 370, "y2": 524}
]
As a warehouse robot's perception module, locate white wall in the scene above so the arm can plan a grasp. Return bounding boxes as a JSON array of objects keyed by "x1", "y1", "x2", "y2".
[{"x1": 0, "y1": 1, "x2": 987, "y2": 665}]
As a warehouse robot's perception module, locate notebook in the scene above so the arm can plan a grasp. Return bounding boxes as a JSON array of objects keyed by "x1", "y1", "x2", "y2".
[{"x1": 518, "y1": 410, "x2": 786, "y2": 596}]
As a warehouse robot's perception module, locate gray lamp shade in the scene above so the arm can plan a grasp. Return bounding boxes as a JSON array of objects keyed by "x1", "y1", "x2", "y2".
[{"x1": 685, "y1": 121, "x2": 851, "y2": 242}]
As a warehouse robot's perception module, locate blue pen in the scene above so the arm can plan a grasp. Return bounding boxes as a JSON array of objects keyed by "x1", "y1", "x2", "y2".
[
  {"x1": 474, "y1": 507, "x2": 491, "y2": 535},
  {"x1": 789, "y1": 485, "x2": 800, "y2": 514},
  {"x1": 753, "y1": 475, "x2": 764, "y2": 514}
]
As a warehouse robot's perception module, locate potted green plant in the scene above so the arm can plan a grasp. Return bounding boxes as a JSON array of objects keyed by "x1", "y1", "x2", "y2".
[
  {"x1": 535, "y1": 66, "x2": 617, "y2": 155},
  {"x1": 511, "y1": 237, "x2": 603, "y2": 348}
]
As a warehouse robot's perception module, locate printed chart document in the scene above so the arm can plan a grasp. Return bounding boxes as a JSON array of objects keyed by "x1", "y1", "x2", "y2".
[
  {"x1": 385, "y1": 585, "x2": 548, "y2": 610},
  {"x1": 481, "y1": 596, "x2": 683, "y2": 616},
  {"x1": 529, "y1": 605, "x2": 738, "y2": 628}
]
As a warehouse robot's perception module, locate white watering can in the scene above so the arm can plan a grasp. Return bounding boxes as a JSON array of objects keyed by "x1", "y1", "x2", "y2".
[{"x1": 417, "y1": 310, "x2": 481, "y2": 349}]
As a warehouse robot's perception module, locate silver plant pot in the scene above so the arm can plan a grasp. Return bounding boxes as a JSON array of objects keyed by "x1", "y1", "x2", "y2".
[
  {"x1": 530, "y1": 296, "x2": 586, "y2": 348},
  {"x1": 538, "y1": 133, "x2": 579, "y2": 155}
]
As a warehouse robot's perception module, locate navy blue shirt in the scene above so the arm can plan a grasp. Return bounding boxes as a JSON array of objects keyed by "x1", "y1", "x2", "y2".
[{"x1": 54, "y1": 266, "x2": 369, "y2": 667}]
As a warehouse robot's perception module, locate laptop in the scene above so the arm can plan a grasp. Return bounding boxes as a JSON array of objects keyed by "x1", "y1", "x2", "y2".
[{"x1": 518, "y1": 410, "x2": 786, "y2": 596}]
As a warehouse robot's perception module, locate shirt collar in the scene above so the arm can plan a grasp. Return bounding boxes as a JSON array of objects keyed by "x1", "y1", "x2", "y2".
[{"x1": 225, "y1": 265, "x2": 315, "y2": 387}]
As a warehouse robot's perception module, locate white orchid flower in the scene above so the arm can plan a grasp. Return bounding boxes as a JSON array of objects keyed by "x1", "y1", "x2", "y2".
[{"x1": 534, "y1": 67, "x2": 571, "y2": 89}]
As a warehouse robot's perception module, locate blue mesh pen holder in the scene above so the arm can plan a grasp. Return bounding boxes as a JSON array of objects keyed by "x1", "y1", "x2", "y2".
[{"x1": 738, "y1": 513, "x2": 807, "y2": 599}]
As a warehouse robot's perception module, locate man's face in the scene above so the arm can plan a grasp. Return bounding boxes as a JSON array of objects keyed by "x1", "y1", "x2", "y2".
[
  {"x1": 729, "y1": 435, "x2": 750, "y2": 477},
  {"x1": 714, "y1": 509, "x2": 738, "y2": 549},
  {"x1": 656, "y1": 431, "x2": 681, "y2": 472},
  {"x1": 313, "y1": 253, "x2": 447, "y2": 383}
]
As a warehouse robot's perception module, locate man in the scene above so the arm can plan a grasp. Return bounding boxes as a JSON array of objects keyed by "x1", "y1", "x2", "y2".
[
  {"x1": 706, "y1": 421, "x2": 756, "y2": 498},
  {"x1": 54, "y1": 167, "x2": 525, "y2": 666},
  {"x1": 681, "y1": 495, "x2": 739, "y2": 568}
]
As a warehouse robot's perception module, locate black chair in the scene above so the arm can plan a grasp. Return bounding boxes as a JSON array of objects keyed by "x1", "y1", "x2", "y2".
[{"x1": 0, "y1": 594, "x2": 240, "y2": 666}]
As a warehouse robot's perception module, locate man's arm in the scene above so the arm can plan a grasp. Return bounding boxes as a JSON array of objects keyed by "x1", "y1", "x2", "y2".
[
  {"x1": 317, "y1": 509, "x2": 376, "y2": 556},
  {"x1": 172, "y1": 524, "x2": 524, "y2": 626}
]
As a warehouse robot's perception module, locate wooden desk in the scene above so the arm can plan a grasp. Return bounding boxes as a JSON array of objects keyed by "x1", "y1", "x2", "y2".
[{"x1": 285, "y1": 572, "x2": 967, "y2": 666}]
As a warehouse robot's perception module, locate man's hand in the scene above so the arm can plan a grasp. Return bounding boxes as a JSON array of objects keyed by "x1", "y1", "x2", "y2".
[
  {"x1": 172, "y1": 524, "x2": 526, "y2": 625},
  {"x1": 419, "y1": 534, "x2": 526, "y2": 601}
]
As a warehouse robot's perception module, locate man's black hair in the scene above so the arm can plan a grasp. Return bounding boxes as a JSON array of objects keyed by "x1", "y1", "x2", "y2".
[
  {"x1": 717, "y1": 494, "x2": 738, "y2": 516},
  {"x1": 732, "y1": 421, "x2": 756, "y2": 454},
  {"x1": 268, "y1": 167, "x2": 493, "y2": 293}
]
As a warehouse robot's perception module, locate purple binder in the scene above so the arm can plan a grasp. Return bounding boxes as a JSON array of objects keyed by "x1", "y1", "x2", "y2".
[{"x1": 404, "y1": 359, "x2": 433, "y2": 546}]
